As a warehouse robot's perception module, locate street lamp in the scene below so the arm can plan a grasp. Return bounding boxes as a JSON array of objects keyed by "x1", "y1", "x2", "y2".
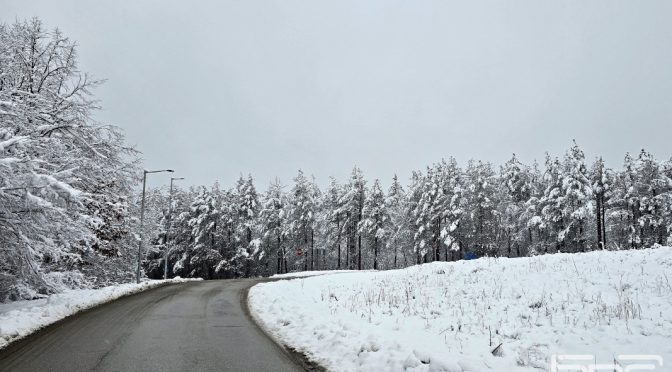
[
  {"x1": 164, "y1": 177, "x2": 184, "y2": 280},
  {"x1": 136, "y1": 169, "x2": 174, "y2": 284}
]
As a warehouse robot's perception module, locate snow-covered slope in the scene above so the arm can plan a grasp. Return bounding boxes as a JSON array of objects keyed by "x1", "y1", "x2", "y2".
[
  {"x1": 0, "y1": 278, "x2": 200, "y2": 349},
  {"x1": 249, "y1": 248, "x2": 672, "y2": 371},
  {"x1": 271, "y1": 270, "x2": 369, "y2": 279}
]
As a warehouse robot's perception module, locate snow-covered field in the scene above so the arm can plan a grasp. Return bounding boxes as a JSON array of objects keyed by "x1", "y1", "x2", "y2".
[
  {"x1": 249, "y1": 248, "x2": 672, "y2": 371},
  {"x1": 0, "y1": 278, "x2": 200, "y2": 349}
]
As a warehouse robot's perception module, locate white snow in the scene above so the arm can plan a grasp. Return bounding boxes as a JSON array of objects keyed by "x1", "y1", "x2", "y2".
[
  {"x1": 271, "y1": 270, "x2": 368, "y2": 279},
  {"x1": 249, "y1": 248, "x2": 672, "y2": 371},
  {"x1": 0, "y1": 278, "x2": 200, "y2": 349}
]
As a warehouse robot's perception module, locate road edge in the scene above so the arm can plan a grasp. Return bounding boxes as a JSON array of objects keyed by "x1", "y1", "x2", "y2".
[
  {"x1": 0, "y1": 280, "x2": 192, "y2": 352},
  {"x1": 241, "y1": 280, "x2": 326, "y2": 372}
]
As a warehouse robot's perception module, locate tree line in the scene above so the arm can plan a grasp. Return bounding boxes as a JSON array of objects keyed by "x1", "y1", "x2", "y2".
[{"x1": 144, "y1": 143, "x2": 672, "y2": 279}]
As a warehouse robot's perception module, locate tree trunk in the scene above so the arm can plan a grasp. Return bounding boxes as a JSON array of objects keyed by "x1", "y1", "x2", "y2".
[
  {"x1": 348, "y1": 215, "x2": 357, "y2": 270},
  {"x1": 357, "y1": 233, "x2": 362, "y2": 270},
  {"x1": 595, "y1": 194, "x2": 604, "y2": 249},
  {"x1": 435, "y1": 217, "x2": 441, "y2": 261},
  {"x1": 311, "y1": 229, "x2": 315, "y2": 271},
  {"x1": 507, "y1": 231, "x2": 511, "y2": 257},
  {"x1": 277, "y1": 234, "x2": 282, "y2": 274},
  {"x1": 304, "y1": 229, "x2": 309, "y2": 271},
  {"x1": 601, "y1": 201, "x2": 607, "y2": 249},
  {"x1": 283, "y1": 251, "x2": 288, "y2": 273},
  {"x1": 336, "y1": 216, "x2": 341, "y2": 269},
  {"x1": 373, "y1": 237, "x2": 378, "y2": 270},
  {"x1": 346, "y1": 235, "x2": 350, "y2": 269}
]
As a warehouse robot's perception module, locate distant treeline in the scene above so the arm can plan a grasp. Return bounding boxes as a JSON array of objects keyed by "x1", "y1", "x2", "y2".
[{"x1": 144, "y1": 143, "x2": 672, "y2": 279}]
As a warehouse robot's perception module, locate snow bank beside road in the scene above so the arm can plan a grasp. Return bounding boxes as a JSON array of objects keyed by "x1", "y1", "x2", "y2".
[
  {"x1": 249, "y1": 248, "x2": 672, "y2": 371},
  {"x1": 0, "y1": 278, "x2": 200, "y2": 349},
  {"x1": 271, "y1": 270, "x2": 367, "y2": 279}
]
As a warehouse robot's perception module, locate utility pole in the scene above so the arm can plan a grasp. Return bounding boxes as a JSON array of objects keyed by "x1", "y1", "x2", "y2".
[
  {"x1": 164, "y1": 177, "x2": 184, "y2": 280},
  {"x1": 137, "y1": 169, "x2": 174, "y2": 284}
]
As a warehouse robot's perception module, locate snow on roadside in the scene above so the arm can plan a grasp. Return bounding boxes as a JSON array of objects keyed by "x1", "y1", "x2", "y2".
[
  {"x1": 0, "y1": 277, "x2": 200, "y2": 349},
  {"x1": 249, "y1": 248, "x2": 672, "y2": 371},
  {"x1": 271, "y1": 270, "x2": 367, "y2": 279}
]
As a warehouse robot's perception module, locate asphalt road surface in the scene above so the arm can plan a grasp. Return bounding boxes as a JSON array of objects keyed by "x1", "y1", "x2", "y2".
[{"x1": 0, "y1": 280, "x2": 306, "y2": 372}]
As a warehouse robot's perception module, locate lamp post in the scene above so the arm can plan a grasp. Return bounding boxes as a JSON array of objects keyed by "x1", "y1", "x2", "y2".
[
  {"x1": 164, "y1": 177, "x2": 184, "y2": 280},
  {"x1": 137, "y1": 169, "x2": 174, "y2": 284}
]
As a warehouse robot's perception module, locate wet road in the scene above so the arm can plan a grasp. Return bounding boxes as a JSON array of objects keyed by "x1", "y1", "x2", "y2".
[{"x1": 0, "y1": 280, "x2": 304, "y2": 372}]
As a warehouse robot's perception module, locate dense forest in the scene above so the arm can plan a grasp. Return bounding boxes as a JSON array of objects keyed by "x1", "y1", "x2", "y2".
[
  {"x1": 1, "y1": 18, "x2": 671, "y2": 301},
  {"x1": 143, "y1": 146, "x2": 672, "y2": 279}
]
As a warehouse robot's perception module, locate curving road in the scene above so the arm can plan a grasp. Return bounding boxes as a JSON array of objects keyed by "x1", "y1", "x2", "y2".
[{"x1": 0, "y1": 280, "x2": 307, "y2": 372}]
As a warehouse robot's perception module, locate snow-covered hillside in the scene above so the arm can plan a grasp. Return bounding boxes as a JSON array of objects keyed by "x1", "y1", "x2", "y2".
[{"x1": 249, "y1": 248, "x2": 672, "y2": 371}]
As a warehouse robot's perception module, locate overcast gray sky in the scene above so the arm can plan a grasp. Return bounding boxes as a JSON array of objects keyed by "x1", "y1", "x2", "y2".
[{"x1": 4, "y1": 0, "x2": 672, "y2": 189}]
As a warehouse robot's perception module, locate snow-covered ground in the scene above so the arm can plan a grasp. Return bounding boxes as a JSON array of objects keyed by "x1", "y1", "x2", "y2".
[
  {"x1": 0, "y1": 278, "x2": 200, "y2": 349},
  {"x1": 271, "y1": 270, "x2": 368, "y2": 279},
  {"x1": 249, "y1": 248, "x2": 672, "y2": 371}
]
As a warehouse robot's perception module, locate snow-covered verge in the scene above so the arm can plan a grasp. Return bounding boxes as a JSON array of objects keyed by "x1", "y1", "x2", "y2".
[
  {"x1": 249, "y1": 248, "x2": 672, "y2": 371},
  {"x1": 271, "y1": 270, "x2": 366, "y2": 279},
  {"x1": 0, "y1": 278, "x2": 200, "y2": 349}
]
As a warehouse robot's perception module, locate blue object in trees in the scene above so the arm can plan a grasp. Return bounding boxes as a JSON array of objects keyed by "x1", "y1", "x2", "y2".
[{"x1": 464, "y1": 251, "x2": 477, "y2": 260}]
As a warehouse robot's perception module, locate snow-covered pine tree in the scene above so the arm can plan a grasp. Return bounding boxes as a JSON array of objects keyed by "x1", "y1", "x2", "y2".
[
  {"x1": 558, "y1": 142, "x2": 593, "y2": 252},
  {"x1": 323, "y1": 177, "x2": 345, "y2": 269},
  {"x1": 186, "y1": 187, "x2": 221, "y2": 278},
  {"x1": 309, "y1": 175, "x2": 322, "y2": 270},
  {"x1": 385, "y1": 175, "x2": 411, "y2": 268},
  {"x1": 339, "y1": 167, "x2": 367, "y2": 270},
  {"x1": 235, "y1": 175, "x2": 261, "y2": 276},
  {"x1": 631, "y1": 150, "x2": 671, "y2": 247},
  {"x1": 436, "y1": 158, "x2": 463, "y2": 261},
  {"x1": 259, "y1": 179, "x2": 288, "y2": 274},
  {"x1": 662, "y1": 157, "x2": 672, "y2": 246},
  {"x1": 517, "y1": 160, "x2": 543, "y2": 256},
  {"x1": 413, "y1": 164, "x2": 449, "y2": 262},
  {"x1": 538, "y1": 154, "x2": 565, "y2": 253},
  {"x1": 407, "y1": 170, "x2": 425, "y2": 264},
  {"x1": 590, "y1": 157, "x2": 610, "y2": 249},
  {"x1": 500, "y1": 154, "x2": 532, "y2": 257},
  {"x1": 359, "y1": 179, "x2": 389, "y2": 270},
  {"x1": 462, "y1": 160, "x2": 499, "y2": 256},
  {"x1": 287, "y1": 170, "x2": 316, "y2": 271}
]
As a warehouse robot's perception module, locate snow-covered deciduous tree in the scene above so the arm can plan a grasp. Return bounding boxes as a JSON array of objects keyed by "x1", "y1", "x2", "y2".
[{"x1": 0, "y1": 18, "x2": 139, "y2": 301}]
